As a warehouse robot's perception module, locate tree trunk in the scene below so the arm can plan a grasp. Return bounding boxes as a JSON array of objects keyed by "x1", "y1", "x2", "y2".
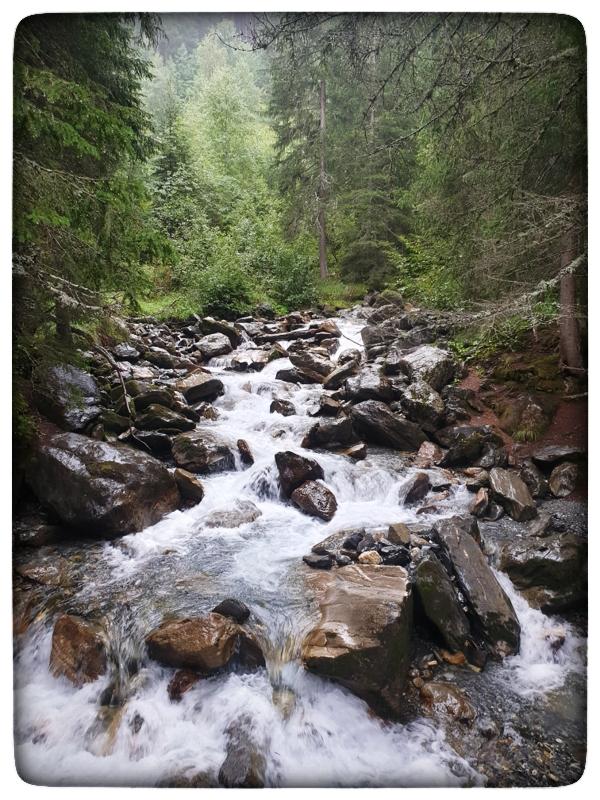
[
  {"x1": 558, "y1": 227, "x2": 584, "y2": 373},
  {"x1": 55, "y1": 299, "x2": 73, "y2": 347},
  {"x1": 318, "y1": 79, "x2": 328, "y2": 279}
]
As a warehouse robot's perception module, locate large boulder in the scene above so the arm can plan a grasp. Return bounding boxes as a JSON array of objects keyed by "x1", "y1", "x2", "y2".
[
  {"x1": 176, "y1": 371, "x2": 224, "y2": 403},
  {"x1": 302, "y1": 564, "x2": 412, "y2": 715},
  {"x1": 301, "y1": 417, "x2": 357, "y2": 450},
  {"x1": 350, "y1": 400, "x2": 426, "y2": 451},
  {"x1": 49, "y1": 614, "x2": 107, "y2": 686},
  {"x1": 196, "y1": 333, "x2": 232, "y2": 359},
  {"x1": 198, "y1": 317, "x2": 242, "y2": 348},
  {"x1": 497, "y1": 533, "x2": 587, "y2": 612},
  {"x1": 145, "y1": 613, "x2": 263, "y2": 672},
  {"x1": 27, "y1": 432, "x2": 180, "y2": 536},
  {"x1": 414, "y1": 554, "x2": 471, "y2": 652},
  {"x1": 33, "y1": 365, "x2": 101, "y2": 431},
  {"x1": 344, "y1": 365, "x2": 399, "y2": 403},
  {"x1": 274, "y1": 451, "x2": 324, "y2": 497},
  {"x1": 396, "y1": 346, "x2": 456, "y2": 391},
  {"x1": 135, "y1": 404, "x2": 195, "y2": 433},
  {"x1": 531, "y1": 445, "x2": 586, "y2": 468},
  {"x1": 434, "y1": 425, "x2": 504, "y2": 467},
  {"x1": 289, "y1": 348, "x2": 334, "y2": 378},
  {"x1": 434, "y1": 516, "x2": 520, "y2": 656},
  {"x1": 291, "y1": 480, "x2": 337, "y2": 521},
  {"x1": 489, "y1": 468, "x2": 537, "y2": 521},
  {"x1": 172, "y1": 431, "x2": 235, "y2": 474},
  {"x1": 400, "y1": 380, "x2": 445, "y2": 433}
]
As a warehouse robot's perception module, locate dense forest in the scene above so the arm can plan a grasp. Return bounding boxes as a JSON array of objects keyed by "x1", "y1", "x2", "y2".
[{"x1": 13, "y1": 11, "x2": 586, "y2": 450}]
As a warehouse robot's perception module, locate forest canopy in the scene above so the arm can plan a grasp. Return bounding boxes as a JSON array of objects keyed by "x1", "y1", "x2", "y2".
[{"x1": 13, "y1": 12, "x2": 587, "y2": 400}]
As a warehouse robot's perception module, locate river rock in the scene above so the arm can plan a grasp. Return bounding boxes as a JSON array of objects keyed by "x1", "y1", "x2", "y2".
[
  {"x1": 130, "y1": 385, "x2": 176, "y2": 412},
  {"x1": 27, "y1": 432, "x2": 180, "y2": 536},
  {"x1": 199, "y1": 317, "x2": 242, "y2": 348},
  {"x1": 420, "y1": 682, "x2": 476, "y2": 723},
  {"x1": 270, "y1": 399, "x2": 296, "y2": 417},
  {"x1": 172, "y1": 431, "x2": 235, "y2": 474},
  {"x1": 414, "y1": 553, "x2": 471, "y2": 652},
  {"x1": 435, "y1": 425, "x2": 504, "y2": 467},
  {"x1": 237, "y1": 439, "x2": 254, "y2": 465},
  {"x1": 301, "y1": 417, "x2": 357, "y2": 450},
  {"x1": 145, "y1": 346, "x2": 176, "y2": 369},
  {"x1": 302, "y1": 564, "x2": 412, "y2": 715},
  {"x1": 313, "y1": 395, "x2": 342, "y2": 417},
  {"x1": 275, "y1": 366, "x2": 324, "y2": 384},
  {"x1": 415, "y1": 441, "x2": 446, "y2": 468},
  {"x1": 350, "y1": 400, "x2": 426, "y2": 451},
  {"x1": 291, "y1": 480, "x2": 338, "y2": 521},
  {"x1": 100, "y1": 409, "x2": 131, "y2": 434},
  {"x1": 303, "y1": 552, "x2": 334, "y2": 569},
  {"x1": 275, "y1": 451, "x2": 324, "y2": 497},
  {"x1": 145, "y1": 613, "x2": 263, "y2": 672},
  {"x1": 531, "y1": 445, "x2": 586, "y2": 467},
  {"x1": 497, "y1": 533, "x2": 587, "y2": 612},
  {"x1": 489, "y1": 468, "x2": 537, "y2": 521},
  {"x1": 50, "y1": 614, "x2": 107, "y2": 686},
  {"x1": 196, "y1": 332, "x2": 232, "y2": 359},
  {"x1": 434, "y1": 516, "x2": 520, "y2": 656},
  {"x1": 469, "y1": 487, "x2": 489, "y2": 517},
  {"x1": 218, "y1": 715, "x2": 265, "y2": 788},
  {"x1": 174, "y1": 468, "x2": 205, "y2": 503},
  {"x1": 323, "y1": 359, "x2": 359, "y2": 390},
  {"x1": 135, "y1": 403, "x2": 195, "y2": 432},
  {"x1": 126, "y1": 429, "x2": 173, "y2": 456},
  {"x1": 113, "y1": 342, "x2": 140, "y2": 361},
  {"x1": 212, "y1": 599, "x2": 251, "y2": 624},
  {"x1": 176, "y1": 370, "x2": 224, "y2": 403},
  {"x1": 396, "y1": 345, "x2": 456, "y2": 391},
  {"x1": 400, "y1": 472, "x2": 431, "y2": 505},
  {"x1": 520, "y1": 459, "x2": 549, "y2": 499},
  {"x1": 289, "y1": 348, "x2": 334, "y2": 378},
  {"x1": 204, "y1": 500, "x2": 262, "y2": 529},
  {"x1": 400, "y1": 380, "x2": 445, "y2": 432},
  {"x1": 167, "y1": 669, "x2": 201, "y2": 702},
  {"x1": 549, "y1": 462, "x2": 580, "y2": 498},
  {"x1": 33, "y1": 364, "x2": 101, "y2": 431},
  {"x1": 230, "y1": 349, "x2": 270, "y2": 372},
  {"x1": 338, "y1": 348, "x2": 362, "y2": 366},
  {"x1": 344, "y1": 365, "x2": 399, "y2": 403}
]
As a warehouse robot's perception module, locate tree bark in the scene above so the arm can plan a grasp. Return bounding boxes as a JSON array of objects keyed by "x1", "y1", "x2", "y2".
[
  {"x1": 318, "y1": 79, "x2": 328, "y2": 279},
  {"x1": 558, "y1": 227, "x2": 584, "y2": 373}
]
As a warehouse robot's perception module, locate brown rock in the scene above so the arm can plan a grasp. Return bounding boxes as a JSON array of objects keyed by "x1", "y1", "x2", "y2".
[
  {"x1": 237, "y1": 439, "x2": 254, "y2": 465},
  {"x1": 176, "y1": 370, "x2": 224, "y2": 403},
  {"x1": 420, "y1": 681, "x2": 476, "y2": 722},
  {"x1": 274, "y1": 451, "x2": 324, "y2": 497},
  {"x1": 489, "y1": 468, "x2": 537, "y2": 521},
  {"x1": 146, "y1": 614, "x2": 242, "y2": 672},
  {"x1": 50, "y1": 614, "x2": 107, "y2": 686},
  {"x1": 167, "y1": 669, "x2": 201, "y2": 701},
  {"x1": 174, "y1": 468, "x2": 205, "y2": 504},
  {"x1": 291, "y1": 480, "x2": 337, "y2": 521}
]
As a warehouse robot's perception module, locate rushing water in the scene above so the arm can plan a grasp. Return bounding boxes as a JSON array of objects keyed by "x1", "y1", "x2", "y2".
[{"x1": 13, "y1": 312, "x2": 586, "y2": 786}]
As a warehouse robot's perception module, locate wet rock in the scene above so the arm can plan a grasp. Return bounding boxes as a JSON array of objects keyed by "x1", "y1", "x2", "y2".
[
  {"x1": 401, "y1": 380, "x2": 445, "y2": 433},
  {"x1": 196, "y1": 332, "x2": 232, "y2": 359},
  {"x1": 125, "y1": 429, "x2": 173, "y2": 456},
  {"x1": 275, "y1": 451, "x2": 324, "y2": 497},
  {"x1": 174, "y1": 468, "x2": 204, "y2": 504},
  {"x1": 270, "y1": 399, "x2": 296, "y2": 417},
  {"x1": 289, "y1": 348, "x2": 334, "y2": 378},
  {"x1": 334, "y1": 442, "x2": 368, "y2": 460},
  {"x1": 303, "y1": 552, "x2": 334, "y2": 569},
  {"x1": 145, "y1": 346, "x2": 176, "y2": 369},
  {"x1": 33, "y1": 364, "x2": 101, "y2": 431},
  {"x1": 396, "y1": 346, "x2": 456, "y2": 391},
  {"x1": 377, "y1": 544, "x2": 410, "y2": 566},
  {"x1": 434, "y1": 516, "x2": 520, "y2": 656},
  {"x1": 497, "y1": 533, "x2": 587, "y2": 612},
  {"x1": 415, "y1": 441, "x2": 445, "y2": 468},
  {"x1": 388, "y1": 522, "x2": 411, "y2": 546},
  {"x1": 237, "y1": 439, "x2": 254, "y2": 465},
  {"x1": 323, "y1": 359, "x2": 360, "y2": 390},
  {"x1": 301, "y1": 417, "x2": 357, "y2": 450},
  {"x1": 167, "y1": 669, "x2": 200, "y2": 701},
  {"x1": 484, "y1": 501, "x2": 505, "y2": 521},
  {"x1": 198, "y1": 317, "x2": 242, "y2": 348},
  {"x1": 130, "y1": 385, "x2": 176, "y2": 412},
  {"x1": 531, "y1": 445, "x2": 586, "y2": 467},
  {"x1": 230, "y1": 349, "x2": 270, "y2": 372},
  {"x1": 100, "y1": 409, "x2": 131, "y2": 434},
  {"x1": 218, "y1": 716, "x2": 265, "y2": 788},
  {"x1": 470, "y1": 487, "x2": 489, "y2": 518},
  {"x1": 549, "y1": 462, "x2": 580, "y2": 498},
  {"x1": 420, "y1": 682, "x2": 476, "y2": 723},
  {"x1": 413, "y1": 553, "x2": 471, "y2": 652},
  {"x1": 338, "y1": 348, "x2": 362, "y2": 366},
  {"x1": 435, "y1": 425, "x2": 504, "y2": 467},
  {"x1": 313, "y1": 395, "x2": 342, "y2": 417},
  {"x1": 400, "y1": 472, "x2": 431, "y2": 505},
  {"x1": 528, "y1": 511, "x2": 553, "y2": 538},
  {"x1": 489, "y1": 468, "x2": 537, "y2": 521},
  {"x1": 212, "y1": 599, "x2": 251, "y2": 624},
  {"x1": 172, "y1": 431, "x2": 235, "y2": 474},
  {"x1": 146, "y1": 613, "x2": 261, "y2": 672},
  {"x1": 520, "y1": 459, "x2": 549, "y2": 498},
  {"x1": 302, "y1": 564, "x2": 412, "y2": 715},
  {"x1": 291, "y1": 480, "x2": 337, "y2": 521},
  {"x1": 350, "y1": 400, "x2": 426, "y2": 451},
  {"x1": 176, "y1": 370, "x2": 224, "y2": 403},
  {"x1": 275, "y1": 366, "x2": 324, "y2": 384},
  {"x1": 50, "y1": 614, "x2": 107, "y2": 686},
  {"x1": 27, "y1": 432, "x2": 180, "y2": 536},
  {"x1": 344, "y1": 365, "x2": 399, "y2": 403},
  {"x1": 135, "y1": 403, "x2": 195, "y2": 432},
  {"x1": 204, "y1": 500, "x2": 262, "y2": 529}
]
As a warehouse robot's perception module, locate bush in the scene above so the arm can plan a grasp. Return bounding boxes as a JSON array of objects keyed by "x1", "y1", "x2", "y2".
[
  {"x1": 271, "y1": 242, "x2": 317, "y2": 310},
  {"x1": 197, "y1": 261, "x2": 253, "y2": 319}
]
